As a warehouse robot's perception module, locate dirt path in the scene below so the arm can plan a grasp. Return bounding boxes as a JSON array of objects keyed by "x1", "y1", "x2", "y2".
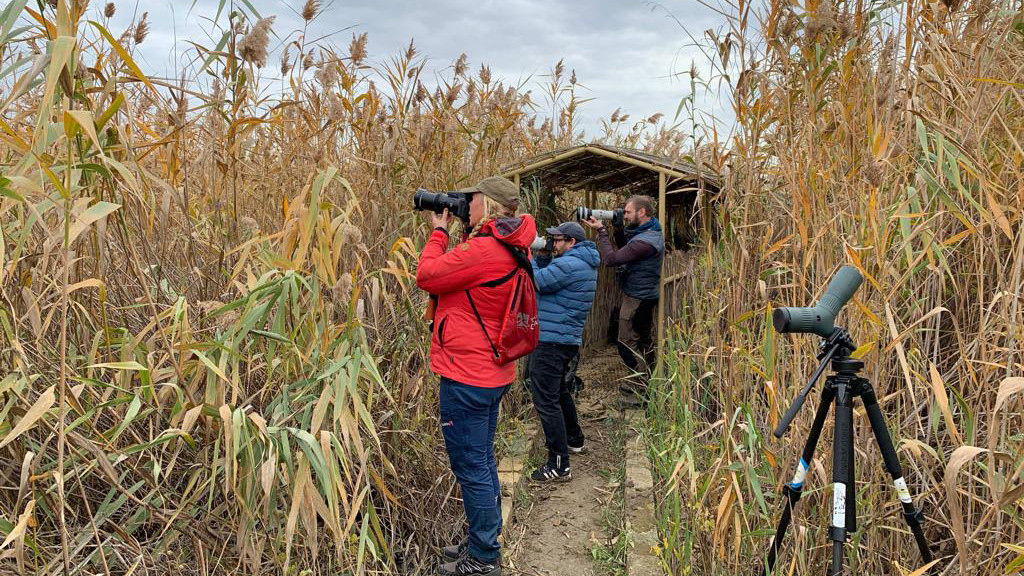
[{"x1": 505, "y1": 346, "x2": 630, "y2": 576}]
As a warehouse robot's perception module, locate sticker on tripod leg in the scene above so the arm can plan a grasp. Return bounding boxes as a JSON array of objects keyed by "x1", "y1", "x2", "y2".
[
  {"x1": 893, "y1": 477, "x2": 913, "y2": 504},
  {"x1": 832, "y1": 482, "x2": 847, "y2": 527},
  {"x1": 790, "y1": 458, "x2": 810, "y2": 489}
]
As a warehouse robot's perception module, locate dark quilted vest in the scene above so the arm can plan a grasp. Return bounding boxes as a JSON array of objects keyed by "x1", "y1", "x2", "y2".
[{"x1": 618, "y1": 226, "x2": 664, "y2": 300}]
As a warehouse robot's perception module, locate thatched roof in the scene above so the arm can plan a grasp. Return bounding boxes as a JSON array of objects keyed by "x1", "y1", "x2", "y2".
[{"x1": 502, "y1": 143, "x2": 721, "y2": 196}]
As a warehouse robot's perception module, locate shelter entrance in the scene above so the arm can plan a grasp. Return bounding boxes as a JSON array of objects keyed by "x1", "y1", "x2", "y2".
[{"x1": 502, "y1": 143, "x2": 720, "y2": 359}]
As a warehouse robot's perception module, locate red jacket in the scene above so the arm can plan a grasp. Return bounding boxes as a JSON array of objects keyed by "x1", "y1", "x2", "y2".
[{"x1": 417, "y1": 215, "x2": 537, "y2": 387}]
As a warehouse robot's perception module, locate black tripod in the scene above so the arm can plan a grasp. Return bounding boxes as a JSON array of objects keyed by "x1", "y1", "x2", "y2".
[{"x1": 762, "y1": 328, "x2": 932, "y2": 576}]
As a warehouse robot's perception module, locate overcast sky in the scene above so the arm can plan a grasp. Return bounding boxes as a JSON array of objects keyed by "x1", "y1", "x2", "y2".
[{"x1": 103, "y1": 0, "x2": 733, "y2": 139}]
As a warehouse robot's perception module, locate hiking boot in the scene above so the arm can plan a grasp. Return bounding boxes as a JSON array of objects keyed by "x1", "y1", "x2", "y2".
[
  {"x1": 530, "y1": 463, "x2": 571, "y2": 483},
  {"x1": 568, "y1": 441, "x2": 586, "y2": 455},
  {"x1": 442, "y1": 538, "x2": 467, "y2": 560},
  {"x1": 439, "y1": 554, "x2": 501, "y2": 576}
]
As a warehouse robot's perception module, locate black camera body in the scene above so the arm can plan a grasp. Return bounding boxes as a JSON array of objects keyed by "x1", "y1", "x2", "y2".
[
  {"x1": 575, "y1": 206, "x2": 624, "y2": 228},
  {"x1": 413, "y1": 189, "x2": 471, "y2": 222}
]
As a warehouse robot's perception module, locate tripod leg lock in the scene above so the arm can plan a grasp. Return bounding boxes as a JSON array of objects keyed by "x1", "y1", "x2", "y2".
[
  {"x1": 904, "y1": 506, "x2": 925, "y2": 524},
  {"x1": 828, "y1": 526, "x2": 847, "y2": 543},
  {"x1": 782, "y1": 484, "x2": 803, "y2": 504}
]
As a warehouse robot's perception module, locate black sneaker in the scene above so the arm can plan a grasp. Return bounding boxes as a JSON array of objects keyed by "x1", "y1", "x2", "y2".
[
  {"x1": 442, "y1": 538, "x2": 467, "y2": 560},
  {"x1": 618, "y1": 381, "x2": 647, "y2": 395},
  {"x1": 568, "y1": 441, "x2": 586, "y2": 455},
  {"x1": 616, "y1": 394, "x2": 646, "y2": 410},
  {"x1": 530, "y1": 463, "x2": 571, "y2": 482},
  {"x1": 439, "y1": 554, "x2": 501, "y2": 576}
]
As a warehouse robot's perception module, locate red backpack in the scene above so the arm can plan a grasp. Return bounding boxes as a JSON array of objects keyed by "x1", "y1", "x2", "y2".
[{"x1": 465, "y1": 241, "x2": 539, "y2": 364}]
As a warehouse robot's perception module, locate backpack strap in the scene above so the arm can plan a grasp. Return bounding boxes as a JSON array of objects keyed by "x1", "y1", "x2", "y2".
[
  {"x1": 480, "y1": 268, "x2": 518, "y2": 288},
  {"x1": 466, "y1": 289, "x2": 500, "y2": 360},
  {"x1": 472, "y1": 232, "x2": 536, "y2": 285},
  {"x1": 464, "y1": 232, "x2": 536, "y2": 360}
]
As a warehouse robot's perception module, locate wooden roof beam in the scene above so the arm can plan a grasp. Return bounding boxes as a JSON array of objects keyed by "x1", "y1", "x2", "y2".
[
  {"x1": 583, "y1": 146, "x2": 696, "y2": 182},
  {"x1": 570, "y1": 164, "x2": 649, "y2": 191},
  {"x1": 504, "y1": 145, "x2": 701, "y2": 182},
  {"x1": 503, "y1": 147, "x2": 591, "y2": 178}
]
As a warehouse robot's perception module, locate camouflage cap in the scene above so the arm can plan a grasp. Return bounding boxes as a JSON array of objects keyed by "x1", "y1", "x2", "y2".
[{"x1": 460, "y1": 176, "x2": 519, "y2": 209}]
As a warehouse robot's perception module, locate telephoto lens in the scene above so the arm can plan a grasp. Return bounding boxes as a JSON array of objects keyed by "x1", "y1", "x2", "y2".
[
  {"x1": 575, "y1": 206, "x2": 624, "y2": 227},
  {"x1": 412, "y1": 189, "x2": 471, "y2": 221},
  {"x1": 529, "y1": 236, "x2": 548, "y2": 251}
]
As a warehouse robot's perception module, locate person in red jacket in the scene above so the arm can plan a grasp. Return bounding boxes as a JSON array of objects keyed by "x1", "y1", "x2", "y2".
[{"x1": 417, "y1": 176, "x2": 536, "y2": 576}]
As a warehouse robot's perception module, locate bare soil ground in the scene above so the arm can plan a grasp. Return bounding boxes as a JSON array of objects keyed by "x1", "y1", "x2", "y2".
[{"x1": 505, "y1": 346, "x2": 630, "y2": 576}]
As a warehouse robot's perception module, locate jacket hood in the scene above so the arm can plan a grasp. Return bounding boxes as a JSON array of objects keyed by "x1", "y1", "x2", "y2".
[
  {"x1": 479, "y1": 214, "x2": 537, "y2": 250},
  {"x1": 565, "y1": 240, "x2": 600, "y2": 267},
  {"x1": 625, "y1": 217, "x2": 662, "y2": 239}
]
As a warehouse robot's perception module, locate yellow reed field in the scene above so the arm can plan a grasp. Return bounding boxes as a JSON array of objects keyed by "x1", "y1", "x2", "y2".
[
  {"x1": 0, "y1": 0, "x2": 589, "y2": 573},
  {"x1": 647, "y1": 1, "x2": 1024, "y2": 575}
]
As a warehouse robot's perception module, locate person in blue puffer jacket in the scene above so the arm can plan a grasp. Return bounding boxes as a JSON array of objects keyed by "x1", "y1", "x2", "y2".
[{"x1": 526, "y1": 221, "x2": 600, "y2": 482}]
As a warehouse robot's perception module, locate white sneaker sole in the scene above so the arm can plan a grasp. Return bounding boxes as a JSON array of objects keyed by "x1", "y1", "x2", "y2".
[{"x1": 529, "y1": 473, "x2": 572, "y2": 483}]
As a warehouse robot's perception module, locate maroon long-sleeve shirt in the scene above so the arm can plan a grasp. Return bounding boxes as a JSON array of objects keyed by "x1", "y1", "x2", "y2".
[{"x1": 594, "y1": 227, "x2": 656, "y2": 266}]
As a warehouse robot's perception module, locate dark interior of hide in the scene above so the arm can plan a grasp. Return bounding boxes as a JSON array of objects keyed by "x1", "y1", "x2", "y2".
[{"x1": 503, "y1": 144, "x2": 720, "y2": 353}]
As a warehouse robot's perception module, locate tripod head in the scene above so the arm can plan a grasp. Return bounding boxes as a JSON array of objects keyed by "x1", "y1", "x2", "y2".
[{"x1": 773, "y1": 328, "x2": 856, "y2": 438}]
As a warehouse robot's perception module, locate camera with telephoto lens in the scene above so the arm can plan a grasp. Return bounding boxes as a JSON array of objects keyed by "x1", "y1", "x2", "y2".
[
  {"x1": 575, "y1": 206, "x2": 624, "y2": 227},
  {"x1": 529, "y1": 236, "x2": 549, "y2": 251},
  {"x1": 413, "y1": 189, "x2": 471, "y2": 222}
]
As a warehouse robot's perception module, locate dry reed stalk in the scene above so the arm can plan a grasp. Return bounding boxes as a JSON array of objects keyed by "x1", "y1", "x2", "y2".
[{"x1": 0, "y1": 1, "x2": 586, "y2": 573}]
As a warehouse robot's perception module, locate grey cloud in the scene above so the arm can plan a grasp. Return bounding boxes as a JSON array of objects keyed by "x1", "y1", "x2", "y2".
[{"x1": 111, "y1": 0, "x2": 733, "y2": 137}]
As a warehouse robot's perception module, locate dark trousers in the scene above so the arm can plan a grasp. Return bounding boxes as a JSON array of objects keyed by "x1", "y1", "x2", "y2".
[
  {"x1": 439, "y1": 377, "x2": 508, "y2": 563},
  {"x1": 527, "y1": 343, "x2": 584, "y2": 468},
  {"x1": 617, "y1": 295, "x2": 658, "y2": 375}
]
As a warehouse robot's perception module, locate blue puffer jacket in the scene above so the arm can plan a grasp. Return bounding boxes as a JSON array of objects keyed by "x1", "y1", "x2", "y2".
[{"x1": 531, "y1": 241, "x2": 600, "y2": 345}]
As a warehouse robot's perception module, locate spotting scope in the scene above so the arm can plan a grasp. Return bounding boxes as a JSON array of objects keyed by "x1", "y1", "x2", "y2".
[{"x1": 772, "y1": 266, "x2": 863, "y2": 337}]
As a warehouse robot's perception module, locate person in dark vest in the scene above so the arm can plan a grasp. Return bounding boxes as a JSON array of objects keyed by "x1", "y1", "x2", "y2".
[
  {"x1": 582, "y1": 195, "x2": 664, "y2": 400},
  {"x1": 526, "y1": 221, "x2": 599, "y2": 482}
]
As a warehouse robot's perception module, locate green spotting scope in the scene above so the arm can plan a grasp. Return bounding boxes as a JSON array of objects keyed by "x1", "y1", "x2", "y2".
[{"x1": 772, "y1": 266, "x2": 864, "y2": 337}]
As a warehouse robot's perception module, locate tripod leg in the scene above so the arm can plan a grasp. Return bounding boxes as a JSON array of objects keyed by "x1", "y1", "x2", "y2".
[
  {"x1": 860, "y1": 384, "x2": 933, "y2": 566},
  {"x1": 848, "y1": 403, "x2": 856, "y2": 535},
  {"x1": 762, "y1": 386, "x2": 836, "y2": 576},
  {"x1": 829, "y1": 382, "x2": 854, "y2": 576}
]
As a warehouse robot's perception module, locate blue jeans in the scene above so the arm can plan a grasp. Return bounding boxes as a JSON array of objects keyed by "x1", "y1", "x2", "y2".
[{"x1": 439, "y1": 377, "x2": 509, "y2": 562}]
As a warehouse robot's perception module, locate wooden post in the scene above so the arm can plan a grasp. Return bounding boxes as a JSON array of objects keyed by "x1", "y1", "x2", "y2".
[
  {"x1": 584, "y1": 186, "x2": 597, "y2": 351},
  {"x1": 701, "y1": 179, "x2": 711, "y2": 239},
  {"x1": 657, "y1": 171, "x2": 667, "y2": 373},
  {"x1": 587, "y1": 187, "x2": 596, "y2": 232}
]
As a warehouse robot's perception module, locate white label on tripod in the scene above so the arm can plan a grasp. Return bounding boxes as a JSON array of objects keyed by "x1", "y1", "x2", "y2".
[
  {"x1": 790, "y1": 458, "x2": 809, "y2": 489},
  {"x1": 893, "y1": 477, "x2": 913, "y2": 504},
  {"x1": 832, "y1": 483, "x2": 847, "y2": 528}
]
